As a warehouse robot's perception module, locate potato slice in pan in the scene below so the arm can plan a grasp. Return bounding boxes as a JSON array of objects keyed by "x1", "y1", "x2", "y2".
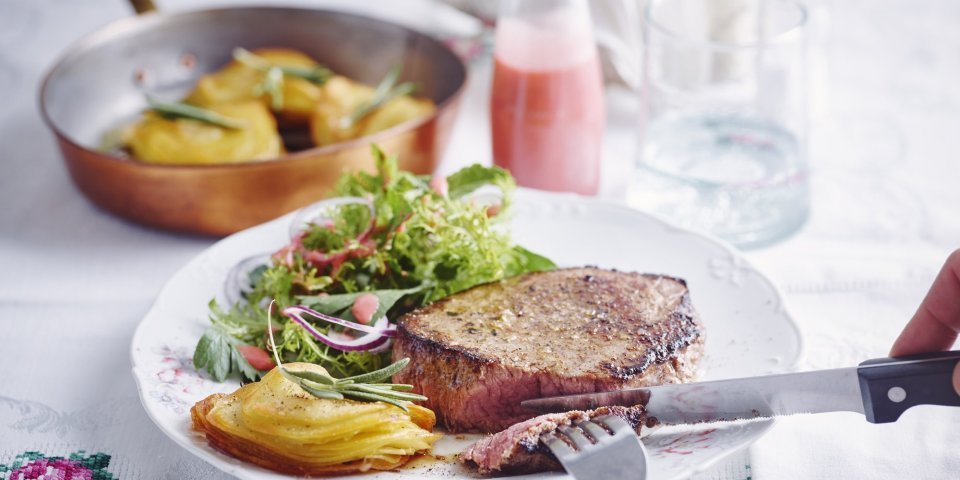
[
  {"x1": 126, "y1": 100, "x2": 283, "y2": 164},
  {"x1": 309, "y1": 76, "x2": 436, "y2": 147},
  {"x1": 185, "y1": 48, "x2": 324, "y2": 125},
  {"x1": 358, "y1": 94, "x2": 436, "y2": 138},
  {"x1": 309, "y1": 76, "x2": 375, "y2": 146}
]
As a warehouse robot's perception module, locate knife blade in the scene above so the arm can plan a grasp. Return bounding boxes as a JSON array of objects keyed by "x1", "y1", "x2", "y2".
[{"x1": 521, "y1": 350, "x2": 960, "y2": 424}]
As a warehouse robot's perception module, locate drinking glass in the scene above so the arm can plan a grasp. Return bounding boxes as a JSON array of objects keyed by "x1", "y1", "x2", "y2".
[
  {"x1": 628, "y1": 0, "x2": 809, "y2": 248},
  {"x1": 491, "y1": 0, "x2": 605, "y2": 195}
]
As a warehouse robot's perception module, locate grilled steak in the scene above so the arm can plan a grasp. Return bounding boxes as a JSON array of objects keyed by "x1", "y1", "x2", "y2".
[
  {"x1": 460, "y1": 405, "x2": 650, "y2": 476},
  {"x1": 392, "y1": 267, "x2": 703, "y2": 433}
]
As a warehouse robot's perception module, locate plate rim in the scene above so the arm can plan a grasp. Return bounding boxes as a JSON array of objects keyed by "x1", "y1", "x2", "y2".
[{"x1": 130, "y1": 189, "x2": 804, "y2": 479}]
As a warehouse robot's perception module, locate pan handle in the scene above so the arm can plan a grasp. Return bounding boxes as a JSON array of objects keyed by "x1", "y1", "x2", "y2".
[{"x1": 129, "y1": 0, "x2": 157, "y2": 14}]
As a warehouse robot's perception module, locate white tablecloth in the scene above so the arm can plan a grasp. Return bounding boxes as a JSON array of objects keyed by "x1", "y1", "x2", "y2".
[{"x1": 1, "y1": 0, "x2": 957, "y2": 479}]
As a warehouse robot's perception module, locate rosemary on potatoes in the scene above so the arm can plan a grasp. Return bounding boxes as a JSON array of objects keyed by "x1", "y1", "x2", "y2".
[
  {"x1": 341, "y1": 64, "x2": 418, "y2": 128},
  {"x1": 280, "y1": 358, "x2": 426, "y2": 411},
  {"x1": 146, "y1": 97, "x2": 245, "y2": 129},
  {"x1": 233, "y1": 47, "x2": 332, "y2": 85}
]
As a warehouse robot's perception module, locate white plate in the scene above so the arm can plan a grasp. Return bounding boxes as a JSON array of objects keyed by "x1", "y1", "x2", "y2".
[{"x1": 131, "y1": 189, "x2": 802, "y2": 480}]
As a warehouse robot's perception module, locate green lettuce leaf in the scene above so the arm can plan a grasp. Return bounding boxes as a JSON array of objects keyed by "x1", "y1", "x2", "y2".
[
  {"x1": 446, "y1": 164, "x2": 516, "y2": 208},
  {"x1": 193, "y1": 325, "x2": 262, "y2": 382},
  {"x1": 298, "y1": 286, "x2": 422, "y2": 323}
]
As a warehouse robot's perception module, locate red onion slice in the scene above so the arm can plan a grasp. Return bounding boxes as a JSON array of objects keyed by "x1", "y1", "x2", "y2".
[
  {"x1": 282, "y1": 305, "x2": 397, "y2": 337},
  {"x1": 282, "y1": 305, "x2": 397, "y2": 352},
  {"x1": 222, "y1": 253, "x2": 272, "y2": 307},
  {"x1": 367, "y1": 317, "x2": 395, "y2": 354},
  {"x1": 313, "y1": 331, "x2": 392, "y2": 352}
]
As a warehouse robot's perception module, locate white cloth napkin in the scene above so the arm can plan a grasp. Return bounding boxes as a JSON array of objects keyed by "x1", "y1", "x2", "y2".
[
  {"x1": 752, "y1": 409, "x2": 960, "y2": 480},
  {"x1": 746, "y1": 241, "x2": 959, "y2": 479}
]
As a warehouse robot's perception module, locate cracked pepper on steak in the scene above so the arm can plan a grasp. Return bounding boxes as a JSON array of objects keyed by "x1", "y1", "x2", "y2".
[{"x1": 391, "y1": 267, "x2": 704, "y2": 433}]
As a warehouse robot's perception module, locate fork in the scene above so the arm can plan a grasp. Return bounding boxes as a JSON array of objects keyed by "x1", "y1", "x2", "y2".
[{"x1": 541, "y1": 415, "x2": 649, "y2": 480}]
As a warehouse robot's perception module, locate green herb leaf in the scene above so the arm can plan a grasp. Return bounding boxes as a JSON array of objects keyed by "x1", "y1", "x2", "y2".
[
  {"x1": 298, "y1": 286, "x2": 421, "y2": 323},
  {"x1": 147, "y1": 97, "x2": 245, "y2": 130},
  {"x1": 193, "y1": 326, "x2": 262, "y2": 382},
  {"x1": 233, "y1": 47, "x2": 332, "y2": 85},
  {"x1": 301, "y1": 384, "x2": 347, "y2": 400},
  {"x1": 509, "y1": 245, "x2": 557, "y2": 274},
  {"x1": 342, "y1": 64, "x2": 418, "y2": 128},
  {"x1": 253, "y1": 66, "x2": 284, "y2": 111},
  {"x1": 281, "y1": 368, "x2": 337, "y2": 386},
  {"x1": 369, "y1": 383, "x2": 415, "y2": 391},
  {"x1": 341, "y1": 384, "x2": 428, "y2": 401},
  {"x1": 340, "y1": 390, "x2": 411, "y2": 411},
  {"x1": 446, "y1": 164, "x2": 516, "y2": 205},
  {"x1": 300, "y1": 201, "x2": 375, "y2": 252},
  {"x1": 278, "y1": 359, "x2": 420, "y2": 409},
  {"x1": 232, "y1": 346, "x2": 263, "y2": 382},
  {"x1": 338, "y1": 357, "x2": 411, "y2": 384}
]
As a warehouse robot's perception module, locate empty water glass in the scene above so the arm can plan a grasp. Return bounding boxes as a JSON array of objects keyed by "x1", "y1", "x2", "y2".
[{"x1": 628, "y1": 0, "x2": 809, "y2": 248}]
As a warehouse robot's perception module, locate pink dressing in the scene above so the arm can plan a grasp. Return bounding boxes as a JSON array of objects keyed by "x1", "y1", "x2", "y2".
[
  {"x1": 491, "y1": 10, "x2": 604, "y2": 195},
  {"x1": 429, "y1": 175, "x2": 449, "y2": 196},
  {"x1": 351, "y1": 293, "x2": 380, "y2": 325}
]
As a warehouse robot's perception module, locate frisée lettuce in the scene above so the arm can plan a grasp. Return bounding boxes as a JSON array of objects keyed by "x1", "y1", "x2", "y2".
[{"x1": 194, "y1": 146, "x2": 555, "y2": 381}]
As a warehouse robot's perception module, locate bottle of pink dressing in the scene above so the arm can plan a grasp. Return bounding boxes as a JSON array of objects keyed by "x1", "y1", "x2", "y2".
[{"x1": 491, "y1": 0, "x2": 605, "y2": 196}]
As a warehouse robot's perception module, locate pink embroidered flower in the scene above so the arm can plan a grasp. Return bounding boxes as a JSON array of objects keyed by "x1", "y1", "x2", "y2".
[{"x1": 0, "y1": 451, "x2": 116, "y2": 480}]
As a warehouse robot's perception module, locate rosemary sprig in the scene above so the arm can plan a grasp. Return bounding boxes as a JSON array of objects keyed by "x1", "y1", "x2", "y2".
[
  {"x1": 147, "y1": 97, "x2": 245, "y2": 130},
  {"x1": 341, "y1": 64, "x2": 418, "y2": 128},
  {"x1": 233, "y1": 47, "x2": 332, "y2": 85},
  {"x1": 253, "y1": 66, "x2": 285, "y2": 110},
  {"x1": 266, "y1": 302, "x2": 426, "y2": 411}
]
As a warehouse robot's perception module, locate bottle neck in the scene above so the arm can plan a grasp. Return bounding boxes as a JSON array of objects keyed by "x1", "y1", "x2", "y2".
[
  {"x1": 495, "y1": 0, "x2": 597, "y2": 71},
  {"x1": 498, "y1": 0, "x2": 593, "y2": 29}
]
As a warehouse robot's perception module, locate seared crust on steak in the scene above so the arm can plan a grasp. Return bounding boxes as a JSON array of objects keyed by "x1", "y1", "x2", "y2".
[
  {"x1": 460, "y1": 405, "x2": 649, "y2": 476},
  {"x1": 393, "y1": 267, "x2": 704, "y2": 433}
]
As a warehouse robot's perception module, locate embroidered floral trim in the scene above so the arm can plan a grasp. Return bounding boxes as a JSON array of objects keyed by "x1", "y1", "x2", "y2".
[{"x1": 0, "y1": 450, "x2": 117, "y2": 480}]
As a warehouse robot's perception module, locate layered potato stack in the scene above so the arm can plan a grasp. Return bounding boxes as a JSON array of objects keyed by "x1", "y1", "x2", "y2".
[{"x1": 191, "y1": 363, "x2": 440, "y2": 476}]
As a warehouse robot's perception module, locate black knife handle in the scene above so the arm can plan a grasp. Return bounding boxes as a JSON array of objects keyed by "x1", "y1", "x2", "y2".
[{"x1": 858, "y1": 350, "x2": 960, "y2": 423}]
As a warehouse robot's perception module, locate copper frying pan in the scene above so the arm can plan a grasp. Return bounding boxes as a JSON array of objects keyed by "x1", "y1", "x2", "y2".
[{"x1": 39, "y1": 1, "x2": 467, "y2": 236}]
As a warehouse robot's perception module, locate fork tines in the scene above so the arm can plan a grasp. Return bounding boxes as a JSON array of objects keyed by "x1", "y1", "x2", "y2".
[{"x1": 541, "y1": 415, "x2": 648, "y2": 480}]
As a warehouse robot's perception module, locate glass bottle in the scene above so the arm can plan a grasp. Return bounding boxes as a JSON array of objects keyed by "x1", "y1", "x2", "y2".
[{"x1": 490, "y1": 0, "x2": 605, "y2": 195}]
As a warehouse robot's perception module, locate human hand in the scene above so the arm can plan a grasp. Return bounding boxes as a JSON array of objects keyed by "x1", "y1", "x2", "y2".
[{"x1": 890, "y1": 249, "x2": 960, "y2": 394}]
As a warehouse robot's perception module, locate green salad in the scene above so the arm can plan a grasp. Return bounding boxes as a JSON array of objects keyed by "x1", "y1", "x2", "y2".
[{"x1": 194, "y1": 146, "x2": 555, "y2": 382}]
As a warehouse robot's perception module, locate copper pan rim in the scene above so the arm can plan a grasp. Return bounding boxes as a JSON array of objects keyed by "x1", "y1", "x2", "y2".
[{"x1": 37, "y1": 6, "x2": 468, "y2": 172}]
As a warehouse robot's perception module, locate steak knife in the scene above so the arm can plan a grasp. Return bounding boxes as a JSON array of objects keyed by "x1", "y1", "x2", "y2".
[{"x1": 521, "y1": 351, "x2": 960, "y2": 424}]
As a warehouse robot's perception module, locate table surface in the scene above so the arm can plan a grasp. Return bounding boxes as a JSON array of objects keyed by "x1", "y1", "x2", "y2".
[{"x1": 1, "y1": 0, "x2": 958, "y2": 479}]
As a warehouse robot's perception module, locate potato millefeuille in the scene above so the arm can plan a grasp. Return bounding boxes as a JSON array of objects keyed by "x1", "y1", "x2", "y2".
[{"x1": 192, "y1": 362, "x2": 440, "y2": 476}]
